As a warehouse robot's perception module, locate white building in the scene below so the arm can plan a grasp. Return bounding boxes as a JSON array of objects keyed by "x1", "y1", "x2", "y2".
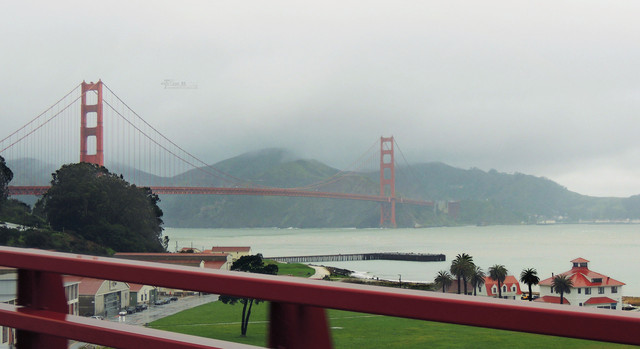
[
  {"x1": 476, "y1": 275, "x2": 523, "y2": 300},
  {"x1": 536, "y1": 258, "x2": 624, "y2": 309}
]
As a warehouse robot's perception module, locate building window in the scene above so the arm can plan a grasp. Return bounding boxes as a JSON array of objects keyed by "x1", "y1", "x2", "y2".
[
  {"x1": 612, "y1": 286, "x2": 618, "y2": 293},
  {"x1": 598, "y1": 287, "x2": 605, "y2": 294},
  {"x1": 577, "y1": 288, "x2": 581, "y2": 294},
  {"x1": 585, "y1": 288, "x2": 591, "y2": 295},
  {"x1": 511, "y1": 285, "x2": 517, "y2": 292}
]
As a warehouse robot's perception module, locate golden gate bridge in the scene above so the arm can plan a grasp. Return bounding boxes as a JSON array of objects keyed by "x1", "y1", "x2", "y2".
[{"x1": 1, "y1": 80, "x2": 438, "y2": 227}]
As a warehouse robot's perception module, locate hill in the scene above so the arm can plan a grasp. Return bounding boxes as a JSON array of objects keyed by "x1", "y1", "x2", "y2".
[
  {"x1": 7, "y1": 151, "x2": 640, "y2": 228},
  {"x1": 158, "y1": 151, "x2": 640, "y2": 228}
]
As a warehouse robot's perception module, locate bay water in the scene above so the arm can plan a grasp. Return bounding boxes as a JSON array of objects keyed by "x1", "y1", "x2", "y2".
[{"x1": 165, "y1": 224, "x2": 640, "y2": 296}]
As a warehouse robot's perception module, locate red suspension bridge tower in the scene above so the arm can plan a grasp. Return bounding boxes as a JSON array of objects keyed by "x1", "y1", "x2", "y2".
[
  {"x1": 80, "y1": 81, "x2": 404, "y2": 227},
  {"x1": 379, "y1": 136, "x2": 396, "y2": 227},
  {"x1": 80, "y1": 81, "x2": 104, "y2": 166}
]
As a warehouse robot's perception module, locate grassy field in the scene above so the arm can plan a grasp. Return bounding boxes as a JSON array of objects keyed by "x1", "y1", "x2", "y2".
[
  {"x1": 264, "y1": 260, "x2": 314, "y2": 277},
  {"x1": 149, "y1": 300, "x2": 634, "y2": 348}
]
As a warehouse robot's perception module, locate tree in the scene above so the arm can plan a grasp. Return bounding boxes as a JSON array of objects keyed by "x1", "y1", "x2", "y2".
[
  {"x1": 219, "y1": 254, "x2": 278, "y2": 336},
  {"x1": 488, "y1": 264, "x2": 508, "y2": 298},
  {"x1": 470, "y1": 266, "x2": 486, "y2": 296},
  {"x1": 520, "y1": 268, "x2": 540, "y2": 301},
  {"x1": 0, "y1": 155, "x2": 13, "y2": 209},
  {"x1": 36, "y1": 162, "x2": 165, "y2": 252},
  {"x1": 450, "y1": 253, "x2": 474, "y2": 294},
  {"x1": 552, "y1": 274, "x2": 573, "y2": 304},
  {"x1": 434, "y1": 270, "x2": 453, "y2": 293}
]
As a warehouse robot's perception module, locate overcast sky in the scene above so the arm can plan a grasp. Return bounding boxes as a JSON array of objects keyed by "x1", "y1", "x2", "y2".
[{"x1": 1, "y1": 1, "x2": 640, "y2": 197}]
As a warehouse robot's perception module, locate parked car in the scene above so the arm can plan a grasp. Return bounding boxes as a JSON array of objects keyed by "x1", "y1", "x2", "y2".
[
  {"x1": 90, "y1": 315, "x2": 104, "y2": 320},
  {"x1": 170, "y1": 296, "x2": 178, "y2": 301},
  {"x1": 126, "y1": 306, "x2": 136, "y2": 314},
  {"x1": 135, "y1": 304, "x2": 148, "y2": 312}
]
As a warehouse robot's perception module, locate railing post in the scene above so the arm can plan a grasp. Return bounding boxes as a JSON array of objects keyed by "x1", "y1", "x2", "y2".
[
  {"x1": 269, "y1": 302, "x2": 333, "y2": 349},
  {"x1": 17, "y1": 269, "x2": 68, "y2": 348}
]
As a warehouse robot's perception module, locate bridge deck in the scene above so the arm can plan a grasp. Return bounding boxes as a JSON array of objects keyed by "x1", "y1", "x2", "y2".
[{"x1": 7, "y1": 185, "x2": 434, "y2": 205}]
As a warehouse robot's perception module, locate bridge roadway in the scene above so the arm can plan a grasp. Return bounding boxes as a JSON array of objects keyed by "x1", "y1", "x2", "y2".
[{"x1": 7, "y1": 185, "x2": 434, "y2": 206}]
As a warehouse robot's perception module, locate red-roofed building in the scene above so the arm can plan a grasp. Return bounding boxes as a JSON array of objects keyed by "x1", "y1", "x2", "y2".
[
  {"x1": 114, "y1": 252, "x2": 232, "y2": 270},
  {"x1": 537, "y1": 258, "x2": 624, "y2": 309},
  {"x1": 66, "y1": 276, "x2": 130, "y2": 318},
  {"x1": 129, "y1": 283, "x2": 157, "y2": 307},
  {"x1": 207, "y1": 247, "x2": 251, "y2": 262},
  {"x1": 477, "y1": 275, "x2": 522, "y2": 300},
  {"x1": 448, "y1": 275, "x2": 522, "y2": 300},
  {"x1": 535, "y1": 295, "x2": 570, "y2": 305},
  {"x1": 114, "y1": 252, "x2": 232, "y2": 296}
]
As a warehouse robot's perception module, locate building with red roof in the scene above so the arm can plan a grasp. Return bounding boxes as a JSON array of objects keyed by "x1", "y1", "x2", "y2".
[
  {"x1": 477, "y1": 275, "x2": 522, "y2": 299},
  {"x1": 447, "y1": 275, "x2": 522, "y2": 300},
  {"x1": 205, "y1": 246, "x2": 251, "y2": 263},
  {"x1": 128, "y1": 283, "x2": 157, "y2": 307},
  {"x1": 114, "y1": 252, "x2": 231, "y2": 270},
  {"x1": 65, "y1": 276, "x2": 130, "y2": 317},
  {"x1": 536, "y1": 258, "x2": 624, "y2": 309}
]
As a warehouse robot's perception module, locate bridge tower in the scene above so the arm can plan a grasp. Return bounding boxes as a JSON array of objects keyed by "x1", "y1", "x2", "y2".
[
  {"x1": 379, "y1": 136, "x2": 396, "y2": 227},
  {"x1": 80, "y1": 81, "x2": 104, "y2": 166}
]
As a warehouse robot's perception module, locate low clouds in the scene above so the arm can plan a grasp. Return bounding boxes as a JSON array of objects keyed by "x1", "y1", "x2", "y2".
[{"x1": 1, "y1": 1, "x2": 640, "y2": 196}]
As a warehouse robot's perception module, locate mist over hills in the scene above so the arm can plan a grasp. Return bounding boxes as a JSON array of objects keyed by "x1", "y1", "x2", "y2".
[{"x1": 8, "y1": 149, "x2": 640, "y2": 228}]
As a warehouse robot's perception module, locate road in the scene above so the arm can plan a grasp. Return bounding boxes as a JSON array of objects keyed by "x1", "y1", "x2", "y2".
[{"x1": 68, "y1": 294, "x2": 218, "y2": 348}]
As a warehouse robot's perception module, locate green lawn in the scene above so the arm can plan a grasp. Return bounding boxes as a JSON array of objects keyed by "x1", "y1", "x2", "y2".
[
  {"x1": 265, "y1": 260, "x2": 315, "y2": 277},
  {"x1": 149, "y1": 301, "x2": 634, "y2": 348}
]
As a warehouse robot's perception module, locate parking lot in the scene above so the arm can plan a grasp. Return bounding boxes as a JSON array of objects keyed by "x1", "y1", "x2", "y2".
[
  {"x1": 69, "y1": 294, "x2": 218, "y2": 348},
  {"x1": 115, "y1": 293, "x2": 218, "y2": 326}
]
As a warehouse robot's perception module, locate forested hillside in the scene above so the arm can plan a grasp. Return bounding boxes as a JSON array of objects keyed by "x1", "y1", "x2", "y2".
[{"x1": 8, "y1": 149, "x2": 640, "y2": 228}]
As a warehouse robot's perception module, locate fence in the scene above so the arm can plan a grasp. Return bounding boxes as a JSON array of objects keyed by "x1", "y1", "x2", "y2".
[{"x1": 1, "y1": 246, "x2": 639, "y2": 348}]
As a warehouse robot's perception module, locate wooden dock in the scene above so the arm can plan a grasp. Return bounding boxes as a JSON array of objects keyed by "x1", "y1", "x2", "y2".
[{"x1": 267, "y1": 252, "x2": 445, "y2": 263}]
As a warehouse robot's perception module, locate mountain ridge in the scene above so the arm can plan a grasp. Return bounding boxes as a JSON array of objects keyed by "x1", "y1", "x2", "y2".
[{"x1": 7, "y1": 149, "x2": 640, "y2": 227}]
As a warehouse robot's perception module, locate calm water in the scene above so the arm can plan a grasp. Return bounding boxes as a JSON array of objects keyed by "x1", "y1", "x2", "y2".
[{"x1": 165, "y1": 224, "x2": 640, "y2": 295}]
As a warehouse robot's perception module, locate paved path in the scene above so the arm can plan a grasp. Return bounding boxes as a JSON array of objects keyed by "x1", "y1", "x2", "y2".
[{"x1": 309, "y1": 265, "x2": 330, "y2": 279}]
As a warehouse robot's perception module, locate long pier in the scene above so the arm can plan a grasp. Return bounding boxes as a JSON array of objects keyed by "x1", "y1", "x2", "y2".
[{"x1": 267, "y1": 252, "x2": 445, "y2": 263}]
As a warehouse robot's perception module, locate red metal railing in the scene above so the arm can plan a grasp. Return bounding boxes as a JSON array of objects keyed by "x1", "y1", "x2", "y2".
[{"x1": 1, "y1": 245, "x2": 640, "y2": 348}]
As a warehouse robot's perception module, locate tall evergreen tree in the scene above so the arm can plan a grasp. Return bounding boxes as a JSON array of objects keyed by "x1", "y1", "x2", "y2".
[
  {"x1": 488, "y1": 264, "x2": 508, "y2": 298},
  {"x1": 552, "y1": 274, "x2": 573, "y2": 304},
  {"x1": 520, "y1": 268, "x2": 540, "y2": 301},
  {"x1": 219, "y1": 254, "x2": 278, "y2": 336},
  {"x1": 470, "y1": 266, "x2": 486, "y2": 296},
  {"x1": 450, "y1": 253, "x2": 474, "y2": 294},
  {"x1": 434, "y1": 270, "x2": 453, "y2": 293},
  {"x1": 0, "y1": 156, "x2": 13, "y2": 209},
  {"x1": 36, "y1": 163, "x2": 164, "y2": 252}
]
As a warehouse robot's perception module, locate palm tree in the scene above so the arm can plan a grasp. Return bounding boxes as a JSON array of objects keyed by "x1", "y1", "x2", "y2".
[
  {"x1": 519, "y1": 268, "x2": 540, "y2": 301},
  {"x1": 450, "y1": 253, "x2": 474, "y2": 294},
  {"x1": 552, "y1": 274, "x2": 573, "y2": 304},
  {"x1": 434, "y1": 270, "x2": 453, "y2": 293},
  {"x1": 470, "y1": 266, "x2": 486, "y2": 296},
  {"x1": 488, "y1": 264, "x2": 508, "y2": 298}
]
